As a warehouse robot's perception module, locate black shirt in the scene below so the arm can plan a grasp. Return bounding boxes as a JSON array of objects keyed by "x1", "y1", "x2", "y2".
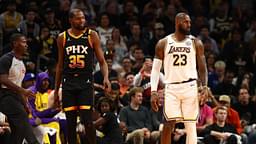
[
  {"x1": 119, "y1": 105, "x2": 152, "y2": 132},
  {"x1": 101, "y1": 112, "x2": 123, "y2": 143},
  {"x1": 203, "y1": 123, "x2": 237, "y2": 144}
]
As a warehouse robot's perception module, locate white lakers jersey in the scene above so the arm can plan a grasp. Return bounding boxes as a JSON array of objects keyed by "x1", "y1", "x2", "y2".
[{"x1": 164, "y1": 34, "x2": 198, "y2": 83}]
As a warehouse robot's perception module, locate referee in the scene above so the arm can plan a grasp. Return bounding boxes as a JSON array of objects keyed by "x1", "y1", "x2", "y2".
[{"x1": 0, "y1": 33, "x2": 39, "y2": 144}]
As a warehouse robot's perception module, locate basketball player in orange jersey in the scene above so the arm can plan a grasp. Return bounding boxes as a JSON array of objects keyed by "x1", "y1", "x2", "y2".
[
  {"x1": 54, "y1": 8, "x2": 111, "y2": 144},
  {"x1": 150, "y1": 12, "x2": 208, "y2": 144}
]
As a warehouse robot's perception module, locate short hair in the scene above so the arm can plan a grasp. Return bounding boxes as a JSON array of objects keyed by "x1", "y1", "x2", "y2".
[
  {"x1": 122, "y1": 56, "x2": 131, "y2": 62},
  {"x1": 214, "y1": 60, "x2": 226, "y2": 69},
  {"x1": 129, "y1": 87, "x2": 143, "y2": 98},
  {"x1": 215, "y1": 106, "x2": 228, "y2": 114},
  {"x1": 124, "y1": 72, "x2": 134, "y2": 79},
  {"x1": 144, "y1": 55, "x2": 153, "y2": 62},
  {"x1": 175, "y1": 12, "x2": 188, "y2": 22},
  {"x1": 69, "y1": 8, "x2": 83, "y2": 18},
  {"x1": 111, "y1": 82, "x2": 120, "y2": 91},
  {"x1": 10, "y1": 33, "x2": 25, "y2": 45}
]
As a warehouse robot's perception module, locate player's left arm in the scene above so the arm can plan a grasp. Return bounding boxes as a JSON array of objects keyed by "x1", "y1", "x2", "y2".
[
  {"x1": 195, "y1": 38, "x2": 208, "y2": 87},
  {"x1": 91, "y1": 30, "x2": 111, "y2": 91}
]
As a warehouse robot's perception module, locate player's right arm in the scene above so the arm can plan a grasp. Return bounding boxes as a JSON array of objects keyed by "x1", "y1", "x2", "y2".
[
  {"x1": 54, "y1": 32, "x2": 65, "y2": 101},
  {"x1": 150, "y1": 38, "x2": 166, "y2": 112}
]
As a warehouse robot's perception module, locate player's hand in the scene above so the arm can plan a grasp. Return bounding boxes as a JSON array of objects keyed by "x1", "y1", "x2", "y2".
[
  {"x1": 20, "y1": 89, "x2": 34, "y2": 98},
  {"x1": 151, "y1": 91, "x2": 159, "y2": 112},
  {"x1": 103, "y1": 78, "x2": 111, "y2": 93},
  {"x1": 53, "y1": 90, "x2": 60, "y2": 108}
]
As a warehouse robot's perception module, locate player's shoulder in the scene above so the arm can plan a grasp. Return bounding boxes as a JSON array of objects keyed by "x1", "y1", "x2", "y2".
[
  {"x1": 186, "y1": 34, "x2": 197, "y2": 40},
  {"x1": 57, "y1": 31, "x2": 66, "y2": 39},
  {"x1": 87, "y1": 28, "x2": 97, "y2": 35},
  {"x1": 158, "y1": 35, "x2": 169, "y2": 44}
]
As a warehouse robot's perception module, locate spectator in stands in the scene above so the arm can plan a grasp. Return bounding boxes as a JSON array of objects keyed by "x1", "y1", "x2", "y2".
[
  {"x1": 94, "y1": 97, "x2": 123, "y2": 144},
  {"x1": 94, "y1": 54, "x2": 118, "y2": 92},
  {"x1": 214, "y1": 95, "x2": 243, "y2": 134},
  {"x1": 119, "y1": 0, "x2": 138, "y2": 35},
  {"x1": 120, "y1": 72, "x2": 135, "y2": 106},
  {"x1": 104, "y1": 82, "x2": 123, "y2": 114},
  {"x1": 244, "y1": 19, "x2": 256, "y2": 42},
  {"x1": 213, "y1": 70, "x2": 237, "y2": 96},
  {"x1": 0, "y1": 1, "x2": 23, "y2": 48},
  {"x1": 246, "y1": 47, "x2": 256, "y2": 85},
  {"x1": 202, "y1": 37, "x2": 216, "y2": 58},
  {"x1": 233, "y1": 88, "x2": 256, "y2": 124},
  {"x1": 197, "y1": 87, "x2": 214, "y2": 136},
  {"x1": 96, "y1": 13, "x2": 113, "y2": 48},
  {"x1": 197, "y1": 25, "x2": 219, "y2": 56},
  {"x1": 111, "y1": 27, "x2": 128, "y2": 62},
  {"x1": 134, "y1": 56, "x2": 164, "y2": 109},
  {"x1": 22, "y1": 72, "x2": 36, "y2": 89},
  {"x1": 17, "y1": 8, "x2": 41, "y2": 62},
  {"x1": 159, "y1": 4, "x2": 176, "y2": 34},
  {"x1": 0, "y1": 112, "x2": 11, "y2": 144},
  {"x1": 147, "y1": 22, "x2": 165, "y2": 57},
  {"x1": 104, "y1": 0, "x2": 120, "y2": 27},
  {"x1": 191, "y1": 15, "x2": 208, "y2": 36},
  {"x1": 56, "y1": 0, "x2": 71, "y2": 30},
  {"x1": 203, "y1": 106, "x2": 241, "y2": 144},
  {"x1": 127, "y1": 23, "x2": 148, "y2": 54},
  {"x1": 104, "y1": 39, "x2": 122, "y2": 71},
  {"x1": 36, "y1": 26, "x2": 58, "y2": 68},
  {"x1": 131, "y1": 47, "x2": 144, "y2": 74},
  {"x1": 209, "y1": 2, "x2": 233, "y2": 43},
  {"x1": 120, "y1": 56, "x2": 133, "y2": 77},
  {"x1": 234, "y1": 72, "x2": 255, "y2": 95},
  {"x1": 27, "y1": 72, "x2": 62, "y2": 144},
  {"x1": 42, "y1": 8, "x2": 62, "y2": 39},
  {"x1": 210, "y1": 60, "x2": 226, "y2": 91},
  {"x1": 222, "y1": 29, "x2": 248, "y2": 71},
  {"x1": 150, "y1": 88, "x2": 164, "y2": 144},
  {"x1": 206, "y1": 52, "x2": 217, "y2": 73},
  {"x1": 17, "y1": 9, "x2": 40, "y2": 43},
  {"x1": 119, "y1": 87, "x2": 153, "y2": 144},
  {"x1": 70, "y1": 0, "x2": 96, "y2": 22}
]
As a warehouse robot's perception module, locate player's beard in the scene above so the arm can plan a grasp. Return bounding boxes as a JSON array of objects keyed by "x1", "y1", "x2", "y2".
[
  {"x1": 178, "y1": 25, "x2": 190, "y2": 35},
  {"x1": 74, "y1": 24, "x2": 85, "y2": 30}
]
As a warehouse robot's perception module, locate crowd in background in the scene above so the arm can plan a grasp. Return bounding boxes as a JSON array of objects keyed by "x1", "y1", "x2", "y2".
[{"x1": 0, "y1": 0, "x2": 256, "y2": 143}]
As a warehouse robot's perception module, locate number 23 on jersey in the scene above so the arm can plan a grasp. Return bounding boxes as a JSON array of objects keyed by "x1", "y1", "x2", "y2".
[{"x1": 173, "y1": 54, "x2": 187, "y2": 66}]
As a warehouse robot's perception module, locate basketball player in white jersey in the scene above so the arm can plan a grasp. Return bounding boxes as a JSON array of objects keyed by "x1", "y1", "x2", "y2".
[{"x1": 150, "y1": 13, "x2": 208, "y2": 144}]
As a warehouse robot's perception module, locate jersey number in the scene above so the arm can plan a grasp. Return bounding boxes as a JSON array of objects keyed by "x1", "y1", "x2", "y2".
[
  {"x1": 69, "y1": 55, "x2": 85, "y2": 68},
  {"x1": 173, "y1": 54, "x2": 187, "y2": 66}
]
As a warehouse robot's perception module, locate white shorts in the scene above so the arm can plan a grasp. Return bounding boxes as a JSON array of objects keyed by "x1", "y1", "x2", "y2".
[{"x1": 163, "y1": 80, "x2": 199, "y2": 122}]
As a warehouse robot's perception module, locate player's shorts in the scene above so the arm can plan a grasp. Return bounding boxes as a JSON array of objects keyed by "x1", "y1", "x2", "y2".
[
  {"x1": 62, "y1": 83, "x2": 93, "y2": 112},
  {"x1": 163, "y1": 80, "x2": 198, "y2": 122}
]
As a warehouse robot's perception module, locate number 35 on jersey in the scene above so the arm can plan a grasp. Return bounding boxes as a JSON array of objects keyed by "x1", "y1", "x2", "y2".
[{"x1": 66, "y1": 45, "x2": 88, "y2": 68}]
